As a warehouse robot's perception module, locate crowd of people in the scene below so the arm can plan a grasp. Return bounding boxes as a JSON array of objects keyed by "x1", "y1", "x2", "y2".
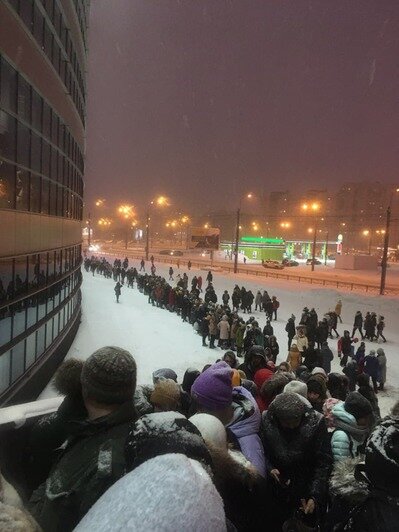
[{"x1": 1, "y1": 256, "x2": 395, "y2": 531}]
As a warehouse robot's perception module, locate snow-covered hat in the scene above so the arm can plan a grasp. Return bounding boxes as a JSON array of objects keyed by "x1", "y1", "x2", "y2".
[
  {"x1": 311, "y1": 367, "x2": 328, "y2": 380},
  {"x1": 75, "y1": 454, "x2": 227, "y2": 532},
  {"x1": 190, "y1": 413, "x2": 227, "y2": 450},
  {"x1": 152, "y1": 368, "x2": 178, "y2": 384},
  {"x1": 284, "y1": 380, "x2": 308, "y2": 399},
  {"x1": 270, "y1": 392, "x2": 307, "y2": 423}
]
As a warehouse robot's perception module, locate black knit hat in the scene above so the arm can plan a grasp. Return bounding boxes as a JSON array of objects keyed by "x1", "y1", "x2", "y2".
[
  {"x1": 81, "y1": 346, "x2": 137, "y2": 404},
  {"x1": 344, "y1": 391, "x2": 372, "y2": 420},
  {"x1": 270, "y1": 392, "x2": 306, "y2": 423}
]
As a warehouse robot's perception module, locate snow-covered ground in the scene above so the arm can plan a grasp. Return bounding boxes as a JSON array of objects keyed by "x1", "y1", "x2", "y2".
[{"x1": 41, "y1": 260, "x2": 399, "y2": 415}]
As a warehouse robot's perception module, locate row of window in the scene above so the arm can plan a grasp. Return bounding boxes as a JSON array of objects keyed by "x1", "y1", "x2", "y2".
[
  {"x1": 1, "y1": 56, "x2": 84, "y2": 175},
  {"x1": 72, "y1": 0, "x2": 89, "y2": 49},
  {"x1": 0, "y1": 245, "x2": 82, "y2": 305},
  {"x1": 7, "y1": 0, "x2": 87, "y2": 123},
  {"x1": 0, "y1": 161, "x2": 83, "y2": 218},
  {"x1": 0, "y1": 290, "x2": 81, "y2": 395}
]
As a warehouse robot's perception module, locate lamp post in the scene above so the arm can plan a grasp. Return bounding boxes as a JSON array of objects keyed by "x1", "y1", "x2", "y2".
[
  {"x1": 145, "y1": 196, "x2": 168, "y2": 260},
  {"x1": 118, "y1": 205, "x2": 135, "y2": 250},
  {"x1": 87, "y1": 211, "x2": 91, "y2": 248},
  {"x1": 302, "y1": 202, "x2": 320, "y2": 272},
  {"x1": 324, "y1": 230, "x2": 329, "y2": 266},
  {"x1": 362, "y1": 230, "x2": 372, "y2": 255},
  {"x1": 234, "y1": 193, "x2": 253, "y2": 274},
  {"x1": 379, "y1": 188, "x2": 399, "y2": 295}
]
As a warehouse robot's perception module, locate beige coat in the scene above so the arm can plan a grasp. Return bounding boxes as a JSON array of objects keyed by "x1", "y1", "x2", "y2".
[
  {"x1": 218, "y1": 318, "x2": 230, "y2": 340},
  {"x1": 287, "y1": 346, "x2": 302, "y2": 371}
]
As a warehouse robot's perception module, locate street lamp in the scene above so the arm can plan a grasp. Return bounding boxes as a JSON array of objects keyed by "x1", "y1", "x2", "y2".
[
  {"x1": 234, "y1": 193, "x2": 253, "y2": 274},
  {"x1": 302, "y1": 202, "x2": 320, "y2": 272},
  {"x1": 362, "y1": 230, "x2": 372, "y2": 255},
  {"x1": 146, "y1": 196, "x2": 169, "y2": 260},
  {"x1": 117, "y1": 204, "x2": 135, "y2": 249},
  {"x1": 380, "y1": 187, "x2": 399, "y2": 295}
]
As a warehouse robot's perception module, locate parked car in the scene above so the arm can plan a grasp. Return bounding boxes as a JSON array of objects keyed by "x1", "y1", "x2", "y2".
[
  {"x1": 263, "y1": 260, "x2": 285, "y2": 270},
  {"x1": 282, "y1": 259, "x2": 299, "y2": 267},
  {"x1": 159, "y1": 249, "x2": 184, "y2": 256},
  {"x1": 306, "y1": 258, "x2": 322, "y2": 265}
]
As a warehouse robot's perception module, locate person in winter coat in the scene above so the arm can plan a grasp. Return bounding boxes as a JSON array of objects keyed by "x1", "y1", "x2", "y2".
[
  {"x1": 208, "y1": 314, "x2": 218, "y2": 349},
  {"x1": 191, "y1": 361, "x2": 266, "y2": 476},
  {"x1": 338, "y1": 330, "x2": 357, "y2": 367},
  {"x1": 217, "y1": 315, "x2": 230, "y2": 348},
  {"x1": 286, "y1": 344, "x2": 302, "y2": 372},
  {"x1": 253, "y1": 368, "x2": 274, "y2": 412},
  {"x1": 285, "y1": 314, "x2": 296, "y2": 349},
  {"x1": 197, "y1": 275, "x2": 203, "y2": 292},
  {"x1": 268, "y1": 335, "x2": 279, "y2": 363},
  {"x1": 222, "y1": 290, "x2": 230, "y2": 306},
  {"x1": 376, "y1": 316, "x2": 386, "y2": 342},
  {"x1": 293, "y1": 328, "x2": 308, "y2": 354},
  {"x1": 114, "y1": 281, "x2": 122, "y2": 302},
  {"x1": 237, "y1": 345, "x2": 268, "y2": 381},
  {"x1": 259, "y1": 374, "x2": 290, "y2": 411},
  {"x1": 315, "y1": 320, "x2": 329, "y2": 349},
  {"x1": 330, "y1": 402, "x2": 399, "y2": 532},
  {"x1": 355, "y1": 341, "x2": 366, "y2": 372},
  {"x1": 352, "y1": 311, "x2": 364, "y2": 339},
  {"x1": 206, "y1": 270, "x2": 213, "y2": 284},
  {"x1": 307, "y1": 376, "x2": 327, "y2": 413},
  {"x1": 254, "y1": 290, "x2": 262, "y2": 311},
  {"x1": 363, "y1": 350, "x2": 380, "y2": 393},
  {"x1": 330, "y1": 392, "x2": 372, "y2": 462},
  {"x1": 335, "y1": 299, "x2": 343, "y2": 322},
  {"x1": 271, "y1": 296, "x2": 280, "y2": 320},
  {"x1": 189, "y1": 413, "x2": 267, "y2": 532},
  {"x1": 262, "y1": 319, "x2": 274, "y2": 340},
  {"x1": 244, "y1": 290, "x2": 255, "y2": 313},
  {"x1": 200, "y1": 315, "x2": 210, "y2": 347},
  {"x1": 222, "y1": 350, "x2": 237, "y2": 369},
  {"x1": 356, "y1": 373, "x2": 381, "y2": 425},
  {"x1": 29, "y1": 347, "x2": 138, "y2": 532},
  {"x1": 343, "y1": 359, "x2": 358, "y2": 392},
  {"x1": 261, "y1": 393, "x2": 333, "y2": 530},
  {"x1": 235, "y1": 321, "x2": 246, "y2": 357},
  {"x1": 327, "y1": 373, "x2": 349, "y2": 401},
  {"x1": 376, "y1": 347, "x2": 387, "y2": 390},
  {"x1": 320, "y1": 341, "x2": 334, "y2": 373}
]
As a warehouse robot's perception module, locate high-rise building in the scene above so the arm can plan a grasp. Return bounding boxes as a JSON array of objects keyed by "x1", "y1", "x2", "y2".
[{"x1": 0, "y1": 0, "x2": 89, "y2": 405}]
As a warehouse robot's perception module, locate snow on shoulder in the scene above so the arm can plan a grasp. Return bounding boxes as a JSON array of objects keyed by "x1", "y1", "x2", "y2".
[{"x1": 74, "y1": 453, "x2": 226, "y2": 532}]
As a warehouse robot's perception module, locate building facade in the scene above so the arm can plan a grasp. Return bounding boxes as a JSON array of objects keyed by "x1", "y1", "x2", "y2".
[{"x1": 0, "y1": 0, "x2": 89, "y2": 405}]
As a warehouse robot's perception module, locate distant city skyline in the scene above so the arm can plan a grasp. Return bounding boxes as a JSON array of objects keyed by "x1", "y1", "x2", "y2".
[{"x1": 85, "y1": 1, "x2": 399, "y2": 214}]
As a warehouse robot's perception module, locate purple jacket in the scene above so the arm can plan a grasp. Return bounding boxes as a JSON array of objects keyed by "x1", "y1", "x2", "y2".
[{"x1": 226, "y1": 386, "x2": 266, "y2": 477}]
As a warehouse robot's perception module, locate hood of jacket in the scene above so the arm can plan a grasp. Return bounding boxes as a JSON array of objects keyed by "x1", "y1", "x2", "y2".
[
  {"x1": 331, "y1": 402, "x2": 369, "y2": 441},
  {"x1": 227, "y1": 387, "x2": 260, "y2": 438}
]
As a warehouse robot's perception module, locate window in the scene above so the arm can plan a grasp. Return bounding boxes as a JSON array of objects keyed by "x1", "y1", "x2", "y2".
[
  {"x1": 16, "y1": 122, "x2": 31, "y2": 167},
  {"x1": 49, "y1": 181, "x2": 57, "y2": 215},
  {"x1": 41, "y1": 177, "x2": 49, "y2": 214},
  {"x1": 0, "y1": 161, "x2": 15, "y2": 209},
  {"x1": 15, "y1": 169, "x2": 30, "y2": 211},
  {"x1": 30, "y1": 173, "x2": 41, "y2": 212},
  {"x1": 31, "y1": 90, "x2": 42, "y2": 132},
  {"x1": 17, "y1": 76, "x2": 32, "y2": 123},
  {"x1": 44, "y1": 22, "x2": 53, "y2": 58},
  {"x1": 0, "y1": 59, "x2": 17, "y2": 113},
  {"x1": 30, "y1": 132, "x2": 41, "y2": 172},
  {"x1": 33, "y1": 3, "x2": 45, "y2": 48},
  {"x1": 20, "y1": 0, "x2": 34, "y2": 30},
  {"x1": 0, "y1": 351, "x2": 11, "y2": 394},
  {"x1": 42, "y1": 140, "x2": 50, "y2": 177},
  {"x1": 42, "y1": 102, "x2": 51, "y2": 140},
  {"x1": 0, "y1": 112, "x2": 16, "y2": 161},
  {"x1": 11, "y1": 341, "x2": 26, "y2": 383},
  {"x1": 25, "y1": 332, "x2": 36, "y2": 368}
]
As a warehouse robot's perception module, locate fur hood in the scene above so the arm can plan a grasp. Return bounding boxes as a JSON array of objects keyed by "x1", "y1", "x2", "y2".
[
  {"x1": 329, "y1": 456, "x2": 369, "y2": 504},
  {"x1": 207, "y1": 443, "x2": 262, "y2": 491},
  {"x1": 52, "y1": 358, "x2": 83, "y2": 397}
]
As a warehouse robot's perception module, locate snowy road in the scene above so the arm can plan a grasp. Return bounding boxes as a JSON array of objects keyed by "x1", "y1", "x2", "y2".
[{"x1": 41, "y1": 261, "x2": 399, "y2": 415}]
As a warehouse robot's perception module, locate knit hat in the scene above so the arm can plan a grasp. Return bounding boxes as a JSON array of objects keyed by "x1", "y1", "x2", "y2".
[
  {"x1": 376, "y1": 348, "x2": 385, "y2": 356},
  {"x1": 270, "y1": 392, "x2": 307, "y2": 423},
  {"x1": 365, "y1": 413, "x2": 399, "y2": 494},
  {"x1": 284, "y1": 380, "x2": 308, "y2": 399},
  {"x1": 307, "y1": 376, "x2": 326, "y2": 398},
  {"x1": 344, "y1": 391, "x2": 373, "y2": 420},
  {"x1": 189, "y1": 413, "x2": 227, "y2": 450},
  {"x1": 191, "y1": 361, "x2": 233, "y2": 411},
  {"x1": 237, "y1": 369, "x2": 247, "y2": 380},
  {"x1": 152, "y1": 368, "x2": 178, "y2": 384},
  {"x1": 231, "y1": 369, "x2": 241, "y2": 387},
  {"x1": 150, "y1": 379, "x2": 181, "y2": 411},
  {"x1": 81, "y1": 346, "x2": 136, "y2": 404},
  {"x1": 369, "y1": 350, "x2": 376, "y2": 356},
  {"x1": 311, "y1": 367, "x2": 327, "y2": 380},
  {"x1": 254, "y1": 368, "x2": 274, "y2": 390},
  {"x1": 248, "y1": 345, "x2": 267, "y2": 362}
]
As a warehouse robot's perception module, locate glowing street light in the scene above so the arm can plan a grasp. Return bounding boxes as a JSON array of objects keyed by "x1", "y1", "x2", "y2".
[
  {"x1": 98, "y1": 217, "x2": 112, "y2": 227},
  {"x1": 146, "y1": 195, "x2": 169, "y2": 260},
  {"x1": 117, "y1": 204, "x2": 135, "y2": 249},
  {"x1": 280, "y1": 222, "x2": 291, "y2": 229},
  {"x1": 302, "y1": 202, "x2": 321, "y2": 271},
  {"x1": 234, "y1": 192, "x2": 255, "y2": 273},
  {"x1": 95, "y1": 198, "x2": 105, "y2": 207}
]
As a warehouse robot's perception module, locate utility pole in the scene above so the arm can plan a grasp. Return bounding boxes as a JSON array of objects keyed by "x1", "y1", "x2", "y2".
[
  {"x1": 379, "y1": 206, "x2": 391, "y2": 295},
  {"x1": 145, "y1": 207, "x2": 150, "y2": 261},
  {"x1": 324, "y1": 230, "x2": 329, "y2": 266},
  {"x1": 311, "y1": 223, "x2": 317, "y2": 272},
  {"x1": 88, "y1": 211, "x2": 91, "y2": 248},
  {"x1": 233, "y1": 207, "x2": 240, "y2": 274}
]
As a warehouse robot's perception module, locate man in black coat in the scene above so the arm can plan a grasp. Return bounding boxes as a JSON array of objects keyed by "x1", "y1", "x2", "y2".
[
  {"x1": 261, "y1": 392, "x2": 332, "y2": 530},
  {"x1": 285, "y1": 315, "x2": 296, "y2": 349}
]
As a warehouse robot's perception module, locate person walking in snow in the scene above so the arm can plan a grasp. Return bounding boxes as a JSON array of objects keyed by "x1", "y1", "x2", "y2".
[
  {"x1": 187, "y1": 260, "x2": 192, "y2": 270},
  {"x1": 206, "y1": 270, "x2": 213, "y2": 285},
  {"x1": 352, "y1": 311, "x2": 364, "y2": 339},
  {"x1": 335, "y1": 299, "x2": 343, "y2": 323},
  {"x1": 114, "y1": 281, "x2": 122, "y2": 303},
  {"x1": 285, "y1": 314, "x2": 296, "y2": 349},
  {"x1": 140, "y1": 258, "x2": 145, "y2": 272},
  {"x1": 364, "y1": 349, "x2": 380, "y2": 393},
  {"x1": 376, "y1": 347, "x2": 387, "y2": 391},
  {"x1": 254, "y1": 290, "x2": 262, "y2": 311},
  {"x1": 168, "y1": 267, "x2": 174, "y2": 281},
  {"x1": 197, "y1": 275, "x2": 203, "y2": 292},
  {"x1": 376, "y1": 316, "x2": 386, "y2": 343}
]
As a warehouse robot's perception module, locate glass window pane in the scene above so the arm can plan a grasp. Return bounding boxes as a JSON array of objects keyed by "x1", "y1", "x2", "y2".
[
  {"x1": 49, "y1": 181, "x2": 57, "y2": 215},
  {"x1": 45, "y1": 320, "x2": 53, "y2": 348},
  {"x1": 26, "y1": 331, "x2": 36, "y2": 368},
  {"x1": 15, "y1": 169, "x2": 30, "y2": 211},
  {"x1": 26, "y1": 297, "x2": 37, "y2": 328},
  {"x1": 20, "y1": 0, "x2": 34, "y2": 31},
  {"x1": 14, "y1": 256, "x2": 28, "y2": 298},
  {"x1": 36, "y1": 326, "x2": 45, "y2": 358},
  {"x1": 41, "y1": 178, "x2": 49, "y2": 214},
  {"x1": 0, "y1": 160, "x2": 16, "y2": 209},
  {"x1": 44, "y1": 22, "x2": 53, "y2": 59},
  {"x1": 17, "y1": 122, "x2": 31, "y2": 167},
  {"x1": 33, "y1": 4, "x2": 44, "y2": 47},
  {"x1": 17, "y1": 75, "x2": 32, "y2": 122},
  {"x1": 43, "y1": 102, "x2": 51, "y2": 140},
  {"x1": 12, "y1": 306, "x2": 26, "y2": 338},
  {"x1": 32, "y1": 90, "x2": 42, "y2": 132},
  {"x1": 0, "y1": 111, "x2": 17, "y2": 161},
  {"x1": 0, "y1": 58, "x2": 17, "y2": 113},
  {"x1": 30, "y1": 173, "x2": 41, "y2": 212},
  {"x1": 0, "y1": 351, "x2": 11, "y2": 394},
  {"x1": 11, "y1": 341, "x2": 25, "y2": 383},
  {"x1": 42, "y1": 141, "x2": 50, "y2": 177},
  {"x1": 30, "y1": 132, "x2": 41, "y2": 172},
  {"x1": 38, "y1": 295, "x2": 46, "y2": 321}
]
